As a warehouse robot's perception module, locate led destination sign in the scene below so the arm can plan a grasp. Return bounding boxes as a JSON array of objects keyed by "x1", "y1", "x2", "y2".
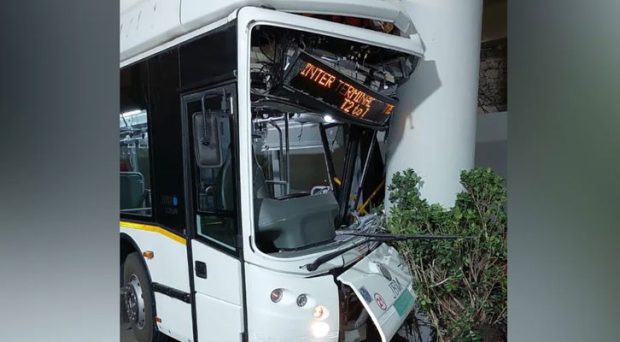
[{"x1": 283, "y1": 52, "x2": 397, "y2": 128}]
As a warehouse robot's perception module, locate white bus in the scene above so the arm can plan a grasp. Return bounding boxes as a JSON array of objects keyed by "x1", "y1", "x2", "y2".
[{"x1": 120, "y1": 2, "x2": 424, "y2": 341}]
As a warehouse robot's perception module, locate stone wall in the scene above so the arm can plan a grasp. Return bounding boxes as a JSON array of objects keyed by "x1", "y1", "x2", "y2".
[{"x1": 478, "y1": 38, "x2": 507, "y2": 113}]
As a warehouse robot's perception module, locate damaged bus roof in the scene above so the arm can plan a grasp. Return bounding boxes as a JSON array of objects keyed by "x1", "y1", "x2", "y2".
[{"x1": 121, "y1": 0, "x2": 422, "y2": 62}]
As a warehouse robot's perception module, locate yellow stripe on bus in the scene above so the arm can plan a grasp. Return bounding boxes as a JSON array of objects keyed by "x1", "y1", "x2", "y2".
[{"x1": 120, "y1": 221, "x2": 186, "y2": 245}]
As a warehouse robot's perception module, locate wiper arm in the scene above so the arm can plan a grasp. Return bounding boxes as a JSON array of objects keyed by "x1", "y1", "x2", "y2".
[
  {"x1": 302, "y1": 238, "x2": 377, "y2": 272},
  {"x1": 336, "y1": 232, "x2": 464, "y2": 241},
  {"x1": 301, "y1": 233, "x2": 464, "y2": 272}
]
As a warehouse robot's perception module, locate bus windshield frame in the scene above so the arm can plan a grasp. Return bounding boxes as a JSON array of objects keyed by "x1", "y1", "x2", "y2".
[{"x1": 236, "y1": 7, "x2": 423, "y2": 264}]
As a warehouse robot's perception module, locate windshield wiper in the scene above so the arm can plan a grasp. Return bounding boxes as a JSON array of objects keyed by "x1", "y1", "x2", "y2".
[{"x1": 301, "y1": 233, "x2": 464, "y2": 272}]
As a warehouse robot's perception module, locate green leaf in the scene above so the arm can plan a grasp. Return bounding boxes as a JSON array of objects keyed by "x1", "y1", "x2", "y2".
[{"x1": 386, "y1": 168, "x2": 507, "y2": 340}]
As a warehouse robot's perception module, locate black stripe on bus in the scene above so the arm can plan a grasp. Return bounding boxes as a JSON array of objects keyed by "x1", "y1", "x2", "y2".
[{"x1": 152, "y1": 282, "x2": 192, "y2": 304}]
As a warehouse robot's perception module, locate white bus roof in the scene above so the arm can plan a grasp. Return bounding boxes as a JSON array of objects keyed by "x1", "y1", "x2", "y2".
[{"x1": 121, "y1": 0, "x2": 417, "y2": 63}]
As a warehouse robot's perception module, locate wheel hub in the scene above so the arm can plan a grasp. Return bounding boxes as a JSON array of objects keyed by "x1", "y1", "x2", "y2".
[{"x1": 123, "y1": 274, "x2": 146, "y2": 330}]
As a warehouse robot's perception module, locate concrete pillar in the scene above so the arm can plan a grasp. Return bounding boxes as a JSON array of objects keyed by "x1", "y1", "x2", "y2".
[{"x1": 386, "y1": 0, "x2": 483, "y2": 207}]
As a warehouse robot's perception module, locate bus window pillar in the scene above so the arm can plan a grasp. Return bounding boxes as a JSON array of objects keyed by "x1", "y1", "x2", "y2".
[{"x1": 386, "y1": 0, "x2": 483, "y2": 207}]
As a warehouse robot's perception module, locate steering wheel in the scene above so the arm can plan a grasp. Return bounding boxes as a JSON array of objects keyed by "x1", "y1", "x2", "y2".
[{"x1": 276, "y1": 192, "x2": 310, "y2": 200}]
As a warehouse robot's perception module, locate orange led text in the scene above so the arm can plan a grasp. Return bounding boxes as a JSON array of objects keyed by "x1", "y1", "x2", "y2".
[{"x1": 300, "y1": 63, "x2": 337, "y2": 88}]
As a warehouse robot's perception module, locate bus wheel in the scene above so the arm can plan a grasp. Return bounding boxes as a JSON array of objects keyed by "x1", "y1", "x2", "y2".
[{"x1": 123, "y1": 252, "x2": 160, "y2": 342}]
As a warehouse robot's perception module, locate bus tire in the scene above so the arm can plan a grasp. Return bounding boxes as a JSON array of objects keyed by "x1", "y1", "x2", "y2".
[{"x1": 123, "y1": 252, "x2": 160, "y2": 342}]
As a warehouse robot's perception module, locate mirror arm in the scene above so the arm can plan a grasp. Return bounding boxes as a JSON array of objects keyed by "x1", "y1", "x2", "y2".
[
  {"x1": 200, "y1": 93, "x2": 212, "y2": 146},
  {"x1": 221, "y1": 89, "x2": 229, "y2": 113}
]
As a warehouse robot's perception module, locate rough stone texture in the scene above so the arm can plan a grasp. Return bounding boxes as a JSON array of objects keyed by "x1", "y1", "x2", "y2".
[{"x1": 478, "y1": 38, "x2": 507, "y2": 113}]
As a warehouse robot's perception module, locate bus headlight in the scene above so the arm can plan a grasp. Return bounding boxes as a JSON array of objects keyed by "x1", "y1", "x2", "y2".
[
  {"x1": 270, "y1": 288, "x2": 283, "y2": 303},
  {"x1": 296, "y1": 293, "x2": 308, "y2": 307},
  {"x1": 313, "y1": 305, "x2": 329, "y2": 320},
  {"x1": 310, "y1": 321, "x2": 330, "y2": 338}
]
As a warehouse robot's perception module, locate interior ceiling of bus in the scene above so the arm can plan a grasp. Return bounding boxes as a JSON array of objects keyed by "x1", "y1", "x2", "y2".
[{"x1": 250, "y1": 25, "x2": 418, "y2": 117}]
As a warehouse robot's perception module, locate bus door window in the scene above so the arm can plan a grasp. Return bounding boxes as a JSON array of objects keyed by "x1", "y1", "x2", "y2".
[{"x1": 186, "y1": 88, "x2": 238, "y2": 252}]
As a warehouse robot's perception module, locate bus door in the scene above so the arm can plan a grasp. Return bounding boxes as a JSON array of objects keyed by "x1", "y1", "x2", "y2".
[{"x1": 181, "y1": 84, "x2": 244, "y2": 342}]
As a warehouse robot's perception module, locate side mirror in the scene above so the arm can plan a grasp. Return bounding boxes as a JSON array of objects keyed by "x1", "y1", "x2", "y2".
[
  {"x1": 193, "y1": 110, "x2": 223, "y2": 168},
  {"x1": 192, "y1": 90, "x2": 232, "y2": 168}
]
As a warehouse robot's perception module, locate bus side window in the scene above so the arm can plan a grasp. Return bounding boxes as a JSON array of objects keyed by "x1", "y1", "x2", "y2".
[
  {"x1": 120, "y1": 64, "x2": 152, "y2": 217},
  {"x1": 119, "y1": 109, "x2": 152, "y2": 216}
]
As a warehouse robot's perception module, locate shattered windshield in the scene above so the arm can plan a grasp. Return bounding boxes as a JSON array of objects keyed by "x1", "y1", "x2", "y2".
[{"x1": 249, "y1": 24, "x2": 418, "y2": 255}]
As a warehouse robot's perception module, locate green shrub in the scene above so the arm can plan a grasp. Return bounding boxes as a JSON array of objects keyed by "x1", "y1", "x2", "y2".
[{"x1": 386, "y1": 168, "x2": 507, "y2": 342}]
